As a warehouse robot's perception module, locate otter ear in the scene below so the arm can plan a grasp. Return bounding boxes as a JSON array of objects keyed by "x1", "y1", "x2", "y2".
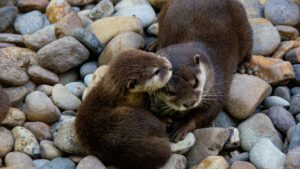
[
  {"x1": 194, "y1": 54, "x2": 200, "y2": 65},
  {"x1": 127, "y1": 79, "x2": 137, "y2": 89}
]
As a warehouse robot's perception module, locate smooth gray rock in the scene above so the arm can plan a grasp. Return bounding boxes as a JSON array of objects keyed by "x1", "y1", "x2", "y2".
[
  {"x1": 79, "y1": 61, "x2": 98, "y2": 78},
  {"x1": 212, "y1": 111, "x2": 238, "y2": 128},
  {"x1": 37, "y1": 36, "x2": 90, "y2": 73},
  {"x1": 14, "y1": 10, "x2": 44, "y2": 35},
  {"x1": 40, "y1": 157, "x2": 76, "y2": 169},
  {"x1": 267, "y1": 106, "x2": 296, "y2": 133},
  {"x1": 250, "y1": 138, "x2": 286, "y2": 169},
  {"x1": 65, "y1": 82, "x2": 86, "y2": 98},
  {"x1": 265, "y1": 0, "x2": 300, "y2": 26},
  {"x1": 264, "y1": 96, "x2": 290, "y2": 109},
  {"x1": 52, "y1": 84, "x2": 82, "y2": 111},
  {"x1": 238, "y1": 113, "x2": 283, "y2": 151}
]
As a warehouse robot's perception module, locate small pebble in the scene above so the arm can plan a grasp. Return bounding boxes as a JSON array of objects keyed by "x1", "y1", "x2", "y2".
[
  {"x1": 5, "y1": 152, "x2": 35, "y2": 169},
  {"x1": 212, "y1": 111, "x2": 238, "y2": 128},
  {"x1": 84, "y1": 74, "x2": 93, "y2": 86},
  {"x1": 40, "y1": 157, "x2": 76, "y2": 169},
  {"x1": 286, "y1": 146, "x2": 300, "y2": 169},
  {"x1": 33, "y1": 159, "x2": 50, "y2": 169},
  {"x1": 274, "y1": 86, "x2": 291, "y2": 101},
  {"x1": 230, "y1": 161, "x2": 257, "y2": 169},
  {"x1": 80, "y1": 61, "x2": 98, "y2": 78},
  {"x1": 14, "y1": 10, "x2": 44, "y2": 35},
  {"x1": 229, "y1": 152, "x2": 249, "y2": 164},
  {"x1": 289, "y1": 94, "x2": 300, "y2": 115},
  {"x1": 0, "y1": 6, "x2": 18, "y2": 32},
  {"x1": 293, "y1": 64, "x2": 300, "y2": 83},
  {"x1": 52, "y1": 84, "x2": 82, "y2": 111},
  {"x1": 0, "y1": 108, "x2": 26, "y2": 127},
  {"x1": 0, "y1": 126, "x2": 14, "y2": 157},
  {"x1": 40, "y1": 140, "x2": 63, "y2": 160},
  {"x1": 291, "y1": 87, "x2": 300, "y2": 95},
  {"x1": 76, "y1": 156, "x2": 106, "y2": 169},
  {"x1": 65, "y1": 82, "x2": 86, "y2": 98},
  {"x1": 24, "y1": 122, "x2": 52, "y2": 141},
  {"x1": 264, "y1": 96, "x2": 290, "y2": 109},
  {"x1": 161, "y1": 154, "x2": 186, "y2": 169}
]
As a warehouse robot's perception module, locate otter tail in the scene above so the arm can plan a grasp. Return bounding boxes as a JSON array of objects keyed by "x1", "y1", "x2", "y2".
[
  {"x1": 76, "y1": 106, "x2": 171, "y2": 169},
  {"x1": 0, "y1": 85, "x2": 9, "y2": 122}
]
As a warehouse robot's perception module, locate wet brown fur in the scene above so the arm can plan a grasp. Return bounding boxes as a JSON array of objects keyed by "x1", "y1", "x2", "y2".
[
  {"x1": 0, "y1": 85, "x2": 9, "y2": 122},
  {"x1": 156, "y1": 0, "x2": 253, "y2": 141},
  {"x1": 75, "y1": 50, "x2": 172, "y2": 169}
]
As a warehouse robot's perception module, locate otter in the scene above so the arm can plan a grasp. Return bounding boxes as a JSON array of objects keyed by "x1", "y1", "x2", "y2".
[
  {"x1": 75, "y1": 50, "x2": 173, "y2": 169},
  {"x1": 149, "y1": 0, "x2": 253, "y2": 141},
  {"x1": 0, "y1": 85, "x2": 9, "y2": 122}
]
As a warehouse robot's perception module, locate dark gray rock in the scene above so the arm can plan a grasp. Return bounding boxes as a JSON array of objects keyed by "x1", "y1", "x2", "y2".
[
  {"x1": 289, "y1": 94, "x2": 300, "y2": 115},
  {"x1": 274, "y1": 86, "x2": 291, "y2": 101},
  {"x1": 265, "y1": 0, "x2": 300, "y2": 26},
  {"x1": 14, "y1": 10, "x2": 44, "y2": 35},
  {"x1": 71, "y1": 28, "x2": 104, "y2": 56},
  {"x1": 40, "y1": 157, "x2": 76, "y2": 169},
  {"x1": 285, "y1": 47, "x2": 300, "y2": 64},
  {"x1": 289, "y1": 123, "x2": 300, "y2": 150},
  {"x1": 267, "y1": 106, "x2": 296, "y2": 133},
  {"x1": 0, "y1": 6, "x2": 18, "y2": 32},
  {"x1": 296, "y1": 114, "x2": 300, "y2": 123}
]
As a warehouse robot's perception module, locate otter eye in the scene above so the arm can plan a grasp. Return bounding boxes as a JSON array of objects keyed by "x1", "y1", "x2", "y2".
[
  {"x1": 152, "y1": 68, "x2": 160, "y2": 76},
  {"x1": 127, "y1": 79, "x2": 137, "y2": 89},
  {"x1": 194, "y1": 54, "x2": 200, "y2": 65},
  {"x1": 193, "y1": 77, "x2": 199, "y2": 88}
]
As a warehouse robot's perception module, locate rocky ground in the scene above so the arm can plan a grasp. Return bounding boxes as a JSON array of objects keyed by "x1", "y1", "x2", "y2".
[{"x1": 0, "y1": 0, "x2": 299, "y2": 169}]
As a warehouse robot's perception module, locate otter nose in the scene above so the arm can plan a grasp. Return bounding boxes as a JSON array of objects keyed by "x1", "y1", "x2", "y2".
[{"x1": 183, "y1": 101, "x2": 195, "y2": 109}]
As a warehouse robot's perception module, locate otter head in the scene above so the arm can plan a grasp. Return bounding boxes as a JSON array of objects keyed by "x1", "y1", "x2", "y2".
[
  {"x1": 156, "y1": 43, "x2": 214, "y2": 111},
  {"x1": 109, "y1": 49, "x2": 172, "y2": 93}
]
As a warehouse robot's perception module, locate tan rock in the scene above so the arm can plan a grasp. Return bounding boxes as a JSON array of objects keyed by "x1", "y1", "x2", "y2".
[
  {"x1": 249, "y1": 55, "x2": 295, "y2": 85},
  {"x1": 194, "y1": 156, "x2": 229, "y2": 169},
  {"x1": 272, "y1": 41, "x2": 300, "y2": 59},
  {"x1": 16, "y1": 0, "x2": 49, "y2": 12},
  {"x1": 46, "y1": 0, "x2": 72, "y2": 23},
  {"x1": 40, "y1": 140, "x2": 63, "y2": 160},
  {"x1": 24, "y1": 122, "x2": 52, "y2": 141},
  {"x1": 230, "y1": 161, "x2": 257, "y2": 169},
  {"x1": 55, "y1": 12, "x2": 83, "y2": 37},
  {"x1": 225, "y1": 74, "x2": 272, "y2": 120},
  {"x1": 28, "y1": 65, "x2": 59, "y2": 85},
  {"x1": 5, "y1": 152, "x2": 35, "y2": 169},
  {"x1": 87, "y1": 16, "x2": 143, "y2": 45},
  {"x1": 0, "y1": 108, "x2": 26, "y2": 127},
  {"x1": 276, "y1": 25, "x2": 299, "y2": 41},
  {"x1": 99, "y1": 32, "x2": 145, "y2": 65},
  {"x1": 286, "y1": 146, "x2": 300, "y2": 169}
]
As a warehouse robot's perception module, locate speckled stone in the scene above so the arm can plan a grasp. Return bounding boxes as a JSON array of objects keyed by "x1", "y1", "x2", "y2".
[
  {"x1": 265, "y1": 0, "x2": 300, "y2": 26},
  {"x1": 0, "y1": 6, "x2": 18, "y2": 32},
  {"x1": 289, "y1": 94, "x2": 300, "y2": 115}
]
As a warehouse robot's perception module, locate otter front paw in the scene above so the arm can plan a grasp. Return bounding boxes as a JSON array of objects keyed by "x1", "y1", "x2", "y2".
[
  {"x1": 169, "y1": 119, "x2": 196, "y2": 142},
  {"x1": 237, "y1": 62, "x2": 257, "y2": 75}
]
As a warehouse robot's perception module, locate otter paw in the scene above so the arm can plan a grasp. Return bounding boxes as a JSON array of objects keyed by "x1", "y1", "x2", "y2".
[
  {"x1": 237, "y1": 62, "x2": 257, "y2": 75},
  {"x1": 169, "y1": 120, "x2": 196, "y2": 142}
]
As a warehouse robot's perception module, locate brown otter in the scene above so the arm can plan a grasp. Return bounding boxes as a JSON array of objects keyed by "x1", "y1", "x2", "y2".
[
  {"x1": 0, "y1": 84, "x2": 9, "y2": 122},
  {"x1": 75, "y1": 50, "x2": 173, "y2": 169},
  {"x1": 149, "y1": 0, "x2": 253, "y2": 141}
]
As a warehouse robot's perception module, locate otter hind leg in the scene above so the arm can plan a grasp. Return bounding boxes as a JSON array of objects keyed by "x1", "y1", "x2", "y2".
[{"x1": 82, "y1": 106, "x2": 172, "y2": 169}]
